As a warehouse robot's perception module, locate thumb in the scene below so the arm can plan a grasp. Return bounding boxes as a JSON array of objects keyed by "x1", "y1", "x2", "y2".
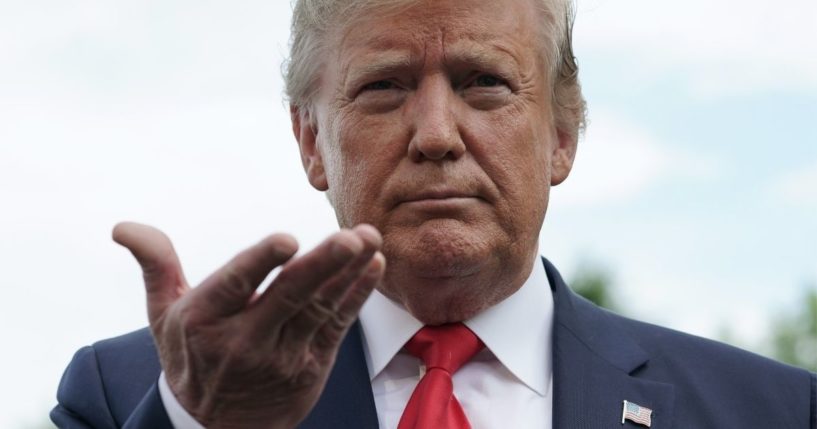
[{"x1": 112, "y1": 222, "x2": 189, "y2": 325}]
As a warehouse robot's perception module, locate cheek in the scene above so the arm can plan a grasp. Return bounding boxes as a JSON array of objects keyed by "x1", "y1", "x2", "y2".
[
  {"x1": 506, "y1": 120, "x2": 550, "y2": 214},
  {"x1": 323, "y1": 110, "x2": 407, "y2": 225},
  {"x1": 466, "y1": 109, "x2": 551, "y2": 189},
  {"x1": 463, "y1": 109, "x2": 551, "y2": 229}
]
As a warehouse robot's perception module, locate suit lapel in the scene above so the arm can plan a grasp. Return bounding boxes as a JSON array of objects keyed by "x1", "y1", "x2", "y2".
[
  {"x1": 299, "y1": 321, "x2": 379, "y2": 429},
  {"x1": 545, "y1": 258, "x2": 675, "y2": 429}
]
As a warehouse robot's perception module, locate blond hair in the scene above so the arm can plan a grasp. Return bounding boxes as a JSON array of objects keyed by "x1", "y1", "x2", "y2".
[{"x1": 284, "y1": 0, "x2": 586, "y2": 140}]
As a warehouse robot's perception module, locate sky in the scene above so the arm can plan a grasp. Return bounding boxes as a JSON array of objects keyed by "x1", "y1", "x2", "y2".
[{"x1": 1, "y1": 0, "x2": 816, "y2": 427}]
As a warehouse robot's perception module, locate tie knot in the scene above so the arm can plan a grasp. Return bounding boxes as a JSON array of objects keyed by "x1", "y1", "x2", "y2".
[{"x1": 404, "y1": 323, "x2": 484, "y2": 373}]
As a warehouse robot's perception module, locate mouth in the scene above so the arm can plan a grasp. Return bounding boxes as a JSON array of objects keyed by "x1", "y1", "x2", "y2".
[
  {"x1": 403, "y1": 189, "x2": 479, "y2": 203},
  {"x1": 396, "y1": 188, "x2": 486, "y2": 210}
]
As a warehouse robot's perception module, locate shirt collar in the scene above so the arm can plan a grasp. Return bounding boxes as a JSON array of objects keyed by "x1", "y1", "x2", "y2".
[{"x1": 358, "y1": 257, "x2": 553, "y2": 396}]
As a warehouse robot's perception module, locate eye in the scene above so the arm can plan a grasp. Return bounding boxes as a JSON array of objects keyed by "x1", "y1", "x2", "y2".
[
  {"x1": 362, "y1": 80, "x2": 397, "y2": 91},
  {"x1": 460, "y1": 73, "x2": 511, "y2": 110},
  {"x1": 472, "y1": 74, "x2": 506, "y2": 88},
  {"x1": 354, "y1": 79, "x2": 405, "y2": 113}
]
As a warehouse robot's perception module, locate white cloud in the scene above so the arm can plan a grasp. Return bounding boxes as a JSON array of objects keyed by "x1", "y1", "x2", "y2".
[
  {"x1": 553, "y1": 112, "x2": 667, "y2": 205},
  {"x1": 0, "y1": 0, "x2": 293, "y2": 101},
  {"x1": 767, "y1": 159, "x2": 817, "y2": 208},
  {"x1": 551, "y1": 110, "x2": 724, "y2": 206},
  {"x1": 574, "y1": 0, "x2": 817, "y2": 96}
]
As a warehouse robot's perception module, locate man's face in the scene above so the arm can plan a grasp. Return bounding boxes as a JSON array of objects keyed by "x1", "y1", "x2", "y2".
[{"x1": 294, "y1": 0, "x2": 576, "y2": 322}]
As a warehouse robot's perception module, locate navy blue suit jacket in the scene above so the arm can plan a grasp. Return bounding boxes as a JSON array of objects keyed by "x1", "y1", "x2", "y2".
[{"x1": 52, "y1": 259, "x2": 817, "y2": 428}]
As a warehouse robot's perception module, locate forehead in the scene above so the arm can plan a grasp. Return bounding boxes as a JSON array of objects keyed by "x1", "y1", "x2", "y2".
[{"x1": 330, "y1": 0, "x2": 543, "y2": 67}]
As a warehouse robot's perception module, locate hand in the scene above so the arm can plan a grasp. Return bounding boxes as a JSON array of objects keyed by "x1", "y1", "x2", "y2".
[{"x1": 113, "y1": 222, "x2": 385, "y2": 429}]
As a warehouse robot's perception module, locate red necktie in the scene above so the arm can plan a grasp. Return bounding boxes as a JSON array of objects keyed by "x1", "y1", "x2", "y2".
[{"x1": 397, "y1": 323, "x2": 485, "y2": 429}]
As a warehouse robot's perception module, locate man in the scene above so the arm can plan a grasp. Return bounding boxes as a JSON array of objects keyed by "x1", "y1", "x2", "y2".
[{"x1": 52, "y1": 0, "x2": 816, "y2": 428}]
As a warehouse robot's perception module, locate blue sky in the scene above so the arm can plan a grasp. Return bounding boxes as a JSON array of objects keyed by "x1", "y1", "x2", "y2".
[{"x1": 1, "y1": 0, "x2": 815, "y2": 426}]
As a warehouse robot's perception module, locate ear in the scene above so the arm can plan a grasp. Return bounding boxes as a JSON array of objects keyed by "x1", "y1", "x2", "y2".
[
  {"x1": 291, "y1": 104, "x2": 328, "y2": 191},
  {"x1": 550, "y1": 127, "x2": 578, "y2": 186}
]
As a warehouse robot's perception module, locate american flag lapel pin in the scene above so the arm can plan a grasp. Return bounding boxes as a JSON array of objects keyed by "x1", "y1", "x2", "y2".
[{"x1": 621, "y1": 400, "x2": 653, "y2": 427}]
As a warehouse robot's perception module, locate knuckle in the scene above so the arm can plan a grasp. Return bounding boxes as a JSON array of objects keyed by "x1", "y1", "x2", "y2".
[
  {"x1": 327, "y1": 312, "x2": 349, "y2": 333},
  {"x1": 261, "y1": 235, "x2": 298, "y2": 259},
  {"x1": 220, "y1": 266, "x2": 252, "y2": 294},
  {"x1": 311, "y1": 295, "x2": 338, "y2": 317},
  {"x1": 141, "y1": 261, "x2": 172, "y2": 289},
  {"x1": 313, "y1": 327, "x2": 342, "y2": 352},
  {"x1": 292, "y1": 364, "x2": 320, "y2": 387},
  {"x1": 297, "y1": 298, "x2": 335, "y2": 325},
  {"x1": 270, "y1": 285, "x2": 303, "y2": 312}
]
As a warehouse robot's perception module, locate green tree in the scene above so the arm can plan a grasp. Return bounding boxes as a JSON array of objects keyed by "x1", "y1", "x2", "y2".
[
  {"x1": 768, "y1": 286, "x2": 817, "y2": 372},
  {"x1": 570, "y1": 261, "x2": 816, "y2": 373},
  {"x1": 570, "y1": 263, "x2": 619, "y2": 312}
]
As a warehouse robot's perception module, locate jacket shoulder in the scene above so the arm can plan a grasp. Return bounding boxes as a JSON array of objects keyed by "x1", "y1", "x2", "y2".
[
  {"x1": 615, "y1": 311, "x2": 809, "y2": 379},
  {"x1": 612, "y1": 310, "x2": 816, "y2": 427},
  {"x1": 52, "y1": 328, "x2": 163, "y2": 428}
]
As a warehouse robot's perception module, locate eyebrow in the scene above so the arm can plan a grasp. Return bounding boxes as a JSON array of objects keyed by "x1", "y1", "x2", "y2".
[
  {"x1": 441, "y1": 42, "x2": 523, "y2": 84},
  {"x1": 448, "y1": 46, "x2": 517, "y2": 71},
  {"x1": 342, "y1": 40, "x2": 523, "y2": 88},
  {"x1": 343, "y1": 52, "x2": 416, "y2": 89},
  {"x1": 354, "y1": 54, "x2": 415, "y2": 77}
]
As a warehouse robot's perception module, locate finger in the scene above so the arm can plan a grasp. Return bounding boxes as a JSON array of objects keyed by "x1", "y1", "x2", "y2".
[
  {"x1": 310, "y1": 225, "x2": 381, "y2": 311},
  {"x1": 336, "y1": 251, "x2": 385, "y2": 321},
  {"x1": 269, "y1": 225, "x2": 381, "y2": 343},
  {"x1": 251, "y1": 227, "x2": 370, "y2": 326},
  {"x1": 313, "y1": 252, "x2": 385, "y2": 353},
  {"x1": 112, "y1": 222, "x2": 188, "y2": 325},
  {"x1": 192, "y1": 233, "x2": 299, "y2": 318}
]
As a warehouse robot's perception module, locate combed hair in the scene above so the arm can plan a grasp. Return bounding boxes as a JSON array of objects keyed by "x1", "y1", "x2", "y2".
[{"x1": 284, "y1": 0, "x2": 587, "y2": 140}]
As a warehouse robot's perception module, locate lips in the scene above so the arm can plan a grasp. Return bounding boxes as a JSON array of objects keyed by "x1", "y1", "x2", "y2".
[
  {"x1": 402, "y1": 189, "x2": 479, "y2": 203},
  {"x1": 390, "y1": 186, "x2": 490, "y2": 212},
  {"x1": 384, "y1": 173, "x2": 495, "y2": 210}
]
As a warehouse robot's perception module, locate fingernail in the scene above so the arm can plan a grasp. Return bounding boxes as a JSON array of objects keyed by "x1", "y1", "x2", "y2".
[
  {"x1": 331, "y1": 242, "x2": 355, "y2": 261},
  {"x1": 366, "y1": 253, "x2": 386, "y2": 277}
]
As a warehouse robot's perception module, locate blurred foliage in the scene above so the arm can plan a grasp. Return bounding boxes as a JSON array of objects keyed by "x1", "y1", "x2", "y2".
[
  {"x1": 768, "y1": 286, "x2": 817, "y2": 372},
  {"x1": 570, "y1": 264, "x2": 816, "y2": 372},
  {"x1": 570, "y1": 263, "x2": 619, "y2": 312}
]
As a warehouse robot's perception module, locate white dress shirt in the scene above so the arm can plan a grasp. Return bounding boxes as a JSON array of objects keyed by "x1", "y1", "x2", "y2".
[
  {"x1": 359, "y1": 258, "x2": 553, "y2": 429},
  {"x1": 159, "y1": 258, "x2": 554, "y2": 429}
]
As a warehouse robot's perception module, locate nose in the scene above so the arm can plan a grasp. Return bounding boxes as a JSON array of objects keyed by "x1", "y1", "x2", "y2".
[{"x1": 407, "y1": 76, "x2": 466, "y2": 162}]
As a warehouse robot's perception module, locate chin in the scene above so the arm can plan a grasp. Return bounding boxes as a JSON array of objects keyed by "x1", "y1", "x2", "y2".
[
  {"x1": 378, "y1": 220, "x2": 527, "y2": 324},
  {"x1": 379, "y1": 271, "x2": 501, "y2": 325},
  {"x1": 376, "y1": 270, "x2": 482, "y2": 321},
  {"x1": 385, "y1": 219, "x2": 496, "y2": 278}
]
